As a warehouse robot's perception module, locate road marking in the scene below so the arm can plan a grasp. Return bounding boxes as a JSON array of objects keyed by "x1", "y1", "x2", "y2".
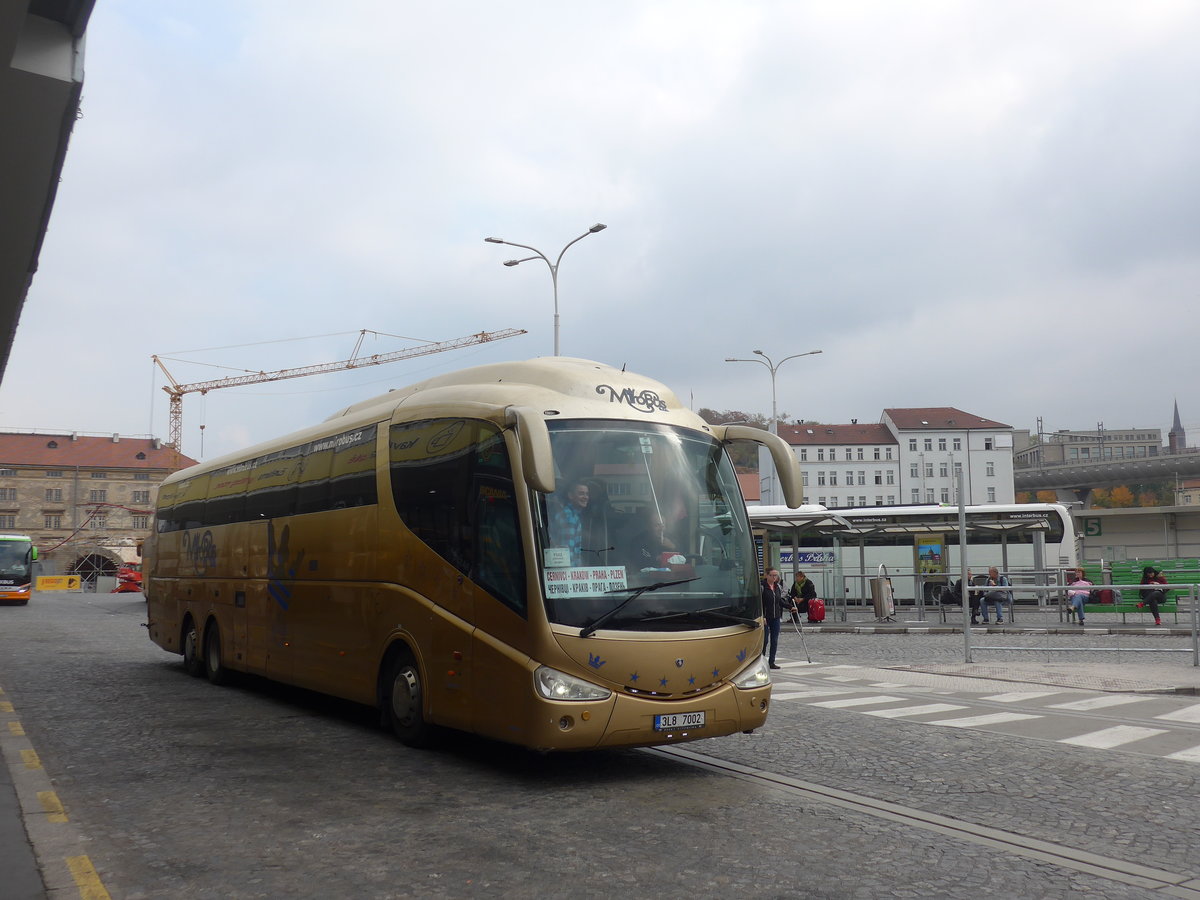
[
  {"x1": 926, "y1": 712, "x2": 1041, "y2": 728},
  {"x1": 1164, "y1": 745, "x2": 1200, "y2": 763},
  {"x1": 0, "y1": 701, "x2": 13, "y2": 713},
  {"x1": 1047, "y1": 695, "x2": 1145, "y2": 711},
  {"x1": 21, "y1": 748, "x2": 41, "y2": 769},
  {"x1": 869, "y1": 682, "x2": 909, "y2": 688},
  {"x1": 38, "y1": 790, "x2": 68, "y2": 823},
  {"x1": 66, "y1": 855, "x2": 112, "y2": 900},
  {"x1": 1059, "y1": 726, "x2": 1166, "y2": 749},
  {"x1": 7, "y1": 721, "x2": 23, "y2": 736},
  {"x1": 1154, "y1": 704, "x2": 1200, "y2": 724},
  {"x1": 979, "y1": 691, "x2": 1061, "y2": 703},
  {"x1": 771, "y1": 689, "x2": 854, "y2": 701},
  {"x1": 808, "y1": 695, "x2": 905, "y2": 709},
  {"x1": 863, "y1": 703, "x2": 968, "y2": 718}
]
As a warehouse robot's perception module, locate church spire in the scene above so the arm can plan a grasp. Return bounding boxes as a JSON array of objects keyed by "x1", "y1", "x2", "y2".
[{"x1": 1169, "y1": 399, "x2": 1186, "y2": 452}]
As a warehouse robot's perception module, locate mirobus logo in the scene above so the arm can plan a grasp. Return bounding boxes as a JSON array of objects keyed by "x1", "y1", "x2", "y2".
[{"x1": 595, "y1": 384, "x2": 668, "y2": 414}]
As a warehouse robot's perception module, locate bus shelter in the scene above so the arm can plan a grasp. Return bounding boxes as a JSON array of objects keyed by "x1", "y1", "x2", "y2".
[{"x1": 749, "y1": 506, "x2": 1053, "y2": 622}]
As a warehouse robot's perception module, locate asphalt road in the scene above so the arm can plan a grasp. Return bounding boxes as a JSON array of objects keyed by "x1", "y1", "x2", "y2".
[{"x1": 1, "y1": 593, "x2": 1197, "y2": 899}]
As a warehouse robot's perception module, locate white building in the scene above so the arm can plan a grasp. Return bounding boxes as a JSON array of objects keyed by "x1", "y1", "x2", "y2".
[{"x1": 760, "y1": 407, "x2": 1015, "y2": 508}]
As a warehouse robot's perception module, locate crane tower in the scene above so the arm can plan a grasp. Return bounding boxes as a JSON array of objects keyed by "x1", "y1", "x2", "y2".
[{"x1": 153, "y1": 328, "x2": 525, "y2": 454}]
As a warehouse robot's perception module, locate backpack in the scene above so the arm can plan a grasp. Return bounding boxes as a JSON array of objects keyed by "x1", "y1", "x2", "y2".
[{"x1": 807, "y1": 597, "x2": 826, "y2": 623}]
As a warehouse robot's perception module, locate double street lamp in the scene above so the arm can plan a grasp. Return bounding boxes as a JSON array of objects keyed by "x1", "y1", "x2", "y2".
[
  {"x1": 485, "y1": 224, "x2": 607, "y2": 356},
  {"x1": 724, "y1": 349, "x2": 823, "y2": 435}
]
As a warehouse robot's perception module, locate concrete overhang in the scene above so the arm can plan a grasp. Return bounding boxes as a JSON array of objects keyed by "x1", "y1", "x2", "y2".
[{"x1": 0, "y1": 0, "x2": 95, "y2": 384}]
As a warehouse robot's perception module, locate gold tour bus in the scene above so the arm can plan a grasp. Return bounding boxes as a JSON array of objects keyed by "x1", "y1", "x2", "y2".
[{"x1": 145, "y1": 357, "x2": 802, "y2": 750}]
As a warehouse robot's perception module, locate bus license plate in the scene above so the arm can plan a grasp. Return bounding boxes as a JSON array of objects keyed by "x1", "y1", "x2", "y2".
[{"x1": 653, "y1": 711, "x2": 705, "y2": 731}]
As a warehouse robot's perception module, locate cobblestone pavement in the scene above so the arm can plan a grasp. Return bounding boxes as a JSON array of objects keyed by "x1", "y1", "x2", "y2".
[{"x1": 1, "y1": 594, "x2": 1198, "y2": 899}]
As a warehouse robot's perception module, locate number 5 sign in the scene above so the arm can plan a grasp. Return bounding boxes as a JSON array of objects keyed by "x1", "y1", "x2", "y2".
[{"x1": 1080, "y1": 518, "x2": 1102, "y2": 537}]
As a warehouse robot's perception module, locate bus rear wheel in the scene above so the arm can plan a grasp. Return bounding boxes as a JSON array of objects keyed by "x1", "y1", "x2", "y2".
[
  {"x1": 387, "y1": 654, "x2": 433, "y2": 748},
  {"x1": 204, "y1": 623, "x2": 230, "y2": 686},
  {"x1": 182, "y1": 619, "x2": 204, "y2": 678}
]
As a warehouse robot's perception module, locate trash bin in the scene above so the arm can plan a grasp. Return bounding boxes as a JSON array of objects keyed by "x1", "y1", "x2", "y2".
[{"x1": 870, "y1": 577, "x2": 895, "y2": 619}]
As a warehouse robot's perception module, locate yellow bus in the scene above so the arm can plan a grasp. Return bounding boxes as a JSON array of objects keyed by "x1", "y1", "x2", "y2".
[{"x1": 145, "y1": 357, "x2": 802, "y2": 750}]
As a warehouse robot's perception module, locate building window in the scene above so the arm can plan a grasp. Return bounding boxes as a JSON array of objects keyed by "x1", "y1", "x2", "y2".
[
  {"x1": 940, "y1": 489, "x2": 950, "y2": 503},
  {"x1": 924, "y1": 438, "x2": 932, "y2": 451},
  {"x1": 90, "y1": 515, "x2": 106, "y2": 529},
  {"x1": 924, "y1": 463, "x2": 933, "y2": 477},
  {"x1": 0, "y1": 516, "x2": 14, "y2": 528},
  {"x1": 44, "y1": 515, "x2": 62, "y2": 529},
  {"x1": 910, "y1": 464, "x2": 918, "y2": 478},
  {"x1": 818, "y1": 449, "x2": 825, "y2": 461},
  {"x1": 89, "y1": 489, "x2": 107, "y2": 502},
  {"x1": 855, "y1": 471, "x2": 864, "y2": 485},
  {"x1": 926, "y1": 489, "x2": 935, "y2": 503},
  {"x1": 830, "y1": 473, "x2": 838, "y2": 486},
  {"x1": 984, "y1": 438, "x2": 994, "y2": 450},
  {"x1": 875, "y1": 496, "x2": 883, "y2": 506},
  {"x1": 46, "y1": 470, "x2": 63, "y2": 477},
  {"x1": 939, "y1": 463, "x2": 948, "y2": 477},
  {"x1": 886, "y1": 448, "x2": 893, "y2": 460},
  {"x1": 987, "y1": 487, "x2": 997, "y2": 502},
  {"x1": 132, "y1": 490, "x2": 150, "y2": 503},
  {"x1": 0, "y1": 469, "x2": 15, "y2": 476},
  {"x1": 818, "y1": 496, "x2": 826, "y2": 506},
  {"x1": 874, "y1": 471, "x2": 882, "y2": 485},
  {"x1": 91, "y1": 472, "x2": 107, "y2": 479},
  {"x1": 938, "y1": 438, "x2": 947, "y2": 450},
  {"x1": 817, "y1": 472, "x2": 826, "y2": 486},
  {"x1": 911, "y1": 489, "x2": 920, "y2": 503},
  {"x1": 986, "y1": 462, "x2": 995, "y2": 476},
  {"x1": 953, "y1": 438, "x2": 961, "y2": 451},
  {"x1": 45, "y1": 488, "x2": 62, "y2": 502},
  {"x1": 844, "y1": 448, "x2": 852, "y2": 461},
  {"x1": 132, "y1": 515, "x2": 149, "y2": 529},
  {"x1": 886, "y1": 472, "x2": 895, "y2": 485},
  {"x1": 829, "y1": 496, "x2": 838, "y2": 507},
  {"x1": 873, "y1": 447, "x2": 880, "y2": 460},
  {"x1": 134, "y1": 473, "x2": 151, "y2": 481},
  {"x1": 908, "y1": 439, "x2": 917, "y2": 451},
  {"x1": 856, "y1": 448, "x2": 864, "y2": 460},
  {"x1": 887, "y1": 495, "x2": 896, "y2": 505},
  {"x1": 0, "y1": 488, "x2": 16, "y2": 501},
  {"x1": 800, "y1": 449, "x2": 807, "y2": 461},
  {"x1": 802, "y1": 472, "x2": 809, "y2": 485}
]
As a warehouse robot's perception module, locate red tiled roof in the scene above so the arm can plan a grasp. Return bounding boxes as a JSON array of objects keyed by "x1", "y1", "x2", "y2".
[
  {"x1": 778, "y1": 423, "x2": 895, "y2": 446},
  {"x1": 737, "y1": 472, "x2": 760, "y2": 501},
  {"x1": 0, "y1": 433, "x2": 197, "y2": 471},
  {"x1": 883, "y1": 408, "x2": 1010, "y2": 430}
]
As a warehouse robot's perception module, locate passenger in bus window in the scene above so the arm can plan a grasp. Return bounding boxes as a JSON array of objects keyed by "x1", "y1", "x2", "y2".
[
  {"x1": 549, "y1": 480, "x2": 590, "y2": 566},
  {"x1": 621, "y1": 507, "x2": 676, "y2": 571}
]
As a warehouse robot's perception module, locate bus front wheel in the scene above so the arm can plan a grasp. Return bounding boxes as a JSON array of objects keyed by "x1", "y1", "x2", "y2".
[
  {"x1": 204, "y1": 623, "x2": 230, "y2": 686},
  {"x1": 182, "y1": 619, "x2": 204, "y2": 678},
  {"x1": 387, "y1": 654, "x2": 433, "y2": 748}
]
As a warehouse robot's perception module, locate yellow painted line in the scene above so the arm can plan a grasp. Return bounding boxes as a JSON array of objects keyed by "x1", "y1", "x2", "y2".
[
  {"x1": 8, "y1": 720, "x2": 24, "y2": 736},
  {"x1": 21, "y1": 748, "x2": 42, "y2": 769},
  {"x1": 0, "y1": 701, "x2": 13, "y2": 713},
  {"x1": 66, "y1": 855, "x2": 112, "y2": 900},
  {"x1": 37, "y1": 790, "x2": 69, "y2": 823}
]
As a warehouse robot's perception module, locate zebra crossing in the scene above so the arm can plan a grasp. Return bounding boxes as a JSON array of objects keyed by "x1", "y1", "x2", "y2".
[{"x1": 769, "y1": 662, "x2": 1200, "y2": 764}]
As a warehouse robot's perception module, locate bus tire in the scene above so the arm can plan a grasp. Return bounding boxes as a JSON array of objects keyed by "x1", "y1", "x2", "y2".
[
  {"x1": 204, "y1": 622, "x2": 230, "y2": 686},
  {"x1": 386, "y1": 653, "x2": 433, "y2": 748},
  {"x1": 182, "y1": 617, "x2": 205, "y2": 678}
]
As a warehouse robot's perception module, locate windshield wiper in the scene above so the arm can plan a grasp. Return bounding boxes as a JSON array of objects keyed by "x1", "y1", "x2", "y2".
[
  {"x1": 579, "y1": 577, "x2": 701, "y2": 638},
  {"x1": 641, "y1": 606, "x2": 758, "y2": 628}
]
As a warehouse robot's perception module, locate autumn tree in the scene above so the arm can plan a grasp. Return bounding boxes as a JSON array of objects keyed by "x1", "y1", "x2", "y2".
[
  {"x1": 1109, "y1": 486, "x2": 1136, "y2": 507},
  {"x1": 696, "y1": 408, "x2": 773, "y2": 470}
]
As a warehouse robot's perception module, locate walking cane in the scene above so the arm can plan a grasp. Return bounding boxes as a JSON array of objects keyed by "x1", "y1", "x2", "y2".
[{"x1": 789, "y1": 604, "x2": 811, "y2": 663}]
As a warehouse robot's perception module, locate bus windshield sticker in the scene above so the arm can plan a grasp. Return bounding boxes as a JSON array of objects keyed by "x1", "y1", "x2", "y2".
[
  {"x1": 544, "y1": 566, "x2": 628, "y2": 599},
  {"x1": 543, "y1": 547, "x2": 571, "y2": 568}
]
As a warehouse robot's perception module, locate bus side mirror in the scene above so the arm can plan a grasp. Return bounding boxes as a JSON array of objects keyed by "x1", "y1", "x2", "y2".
[
  {"x1": 712, "y1": 425, "x2": 804, "y2": 509},
  {"x1": 505, "y1": 406, "x2": 556, "y2": 495}
]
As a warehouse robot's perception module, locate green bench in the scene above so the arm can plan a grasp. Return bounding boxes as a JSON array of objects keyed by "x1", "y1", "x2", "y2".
[
  {"x1": 1067, "y1": 558, "x2": 1191, "y2": 624},
  {"x1": 1068, "y1": 588, "x2": 1179, "y2": 624}
]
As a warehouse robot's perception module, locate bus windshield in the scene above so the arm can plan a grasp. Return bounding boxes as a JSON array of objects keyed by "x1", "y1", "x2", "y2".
[
  {"x1": 535, "y1": 420, "x2": 758, "y2": 630},
  {"x1": 0, "y1": 540, "x2": 33, "y2": 578}
]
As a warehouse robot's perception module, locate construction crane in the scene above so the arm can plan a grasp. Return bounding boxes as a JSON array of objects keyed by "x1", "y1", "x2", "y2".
[{"x1": 152, "y1": 328, "x2": 526, "y2": 454}]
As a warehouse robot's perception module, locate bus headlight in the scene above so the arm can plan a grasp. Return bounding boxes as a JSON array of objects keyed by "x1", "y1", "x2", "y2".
[
  {"x1": 534, "y1": 666, "x2": 612, "y2": 702},
  {"x1": 732, "y1": 656, "x2": 771, "y2": 689}
]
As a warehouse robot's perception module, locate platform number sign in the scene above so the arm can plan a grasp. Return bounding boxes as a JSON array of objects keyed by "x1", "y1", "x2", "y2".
[{"x1": 1080, "y1": 518, "x2": 1102, "y2": 537}]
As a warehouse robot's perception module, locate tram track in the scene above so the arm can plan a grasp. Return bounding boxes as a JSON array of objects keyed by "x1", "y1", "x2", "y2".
[{"x1": 648, "y1": 744, "x2": 1200, "y2": 897}]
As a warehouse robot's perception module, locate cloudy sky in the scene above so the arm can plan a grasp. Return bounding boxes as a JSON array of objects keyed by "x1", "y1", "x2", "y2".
[{"x1": 3, "y1": 1, "x2": 1199, "y2": 461}]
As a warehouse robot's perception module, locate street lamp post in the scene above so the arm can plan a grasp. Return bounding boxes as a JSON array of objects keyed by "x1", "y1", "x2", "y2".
[
  {"x1": 485, "y1": 224, "x2": 607, "y2": 356},
  {"x1": 724, "y1": 349, "x2": 823, "y2": 434}
]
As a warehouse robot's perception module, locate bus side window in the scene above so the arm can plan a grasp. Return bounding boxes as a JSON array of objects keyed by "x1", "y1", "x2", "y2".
[{"x1": 473, "y1": 480, "x2": 526, "y2": 616}]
